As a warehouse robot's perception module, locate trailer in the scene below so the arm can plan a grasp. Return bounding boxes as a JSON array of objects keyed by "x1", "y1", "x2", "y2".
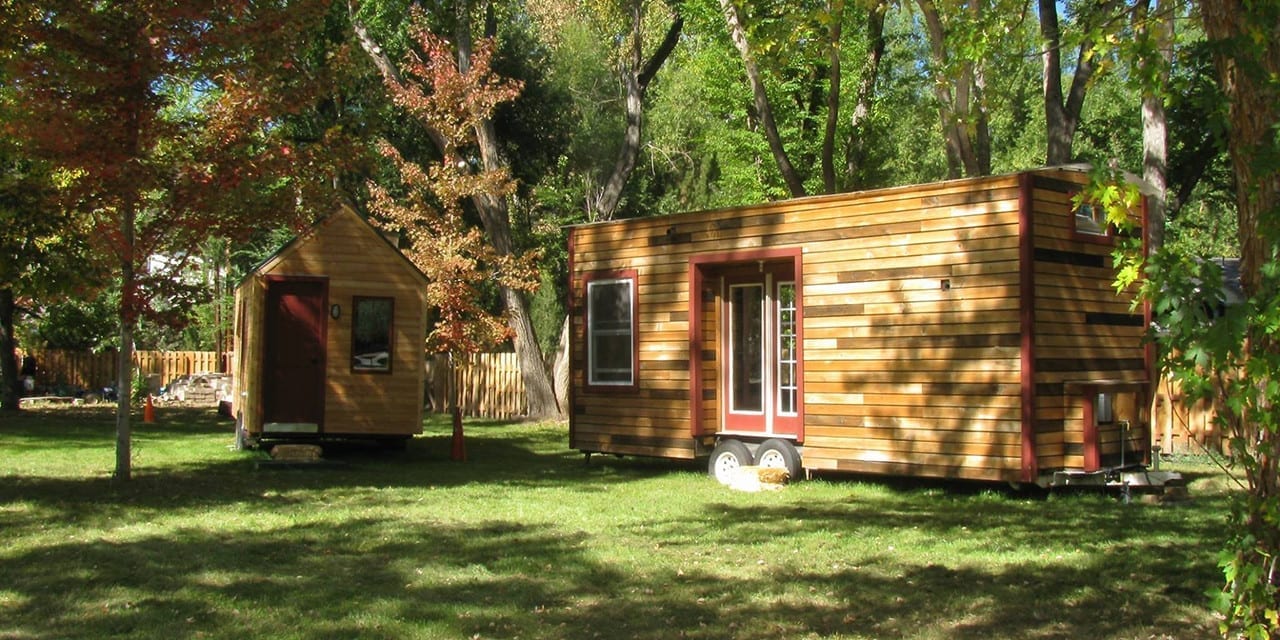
[
  {"x1": 232, "y1": 205, "x2": 429, "y2": 447},
  {"x1": 567, "y1": 167, "x2": 1171, "y2": 488}
]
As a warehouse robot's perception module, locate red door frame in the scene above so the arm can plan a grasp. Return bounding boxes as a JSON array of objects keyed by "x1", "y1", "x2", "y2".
[
  {"x1": 262, "y1": 276, "x2": 328, "y2": 430},
  {"x1": 689, "y1": 248, "x2": 804, "y2": 442}
]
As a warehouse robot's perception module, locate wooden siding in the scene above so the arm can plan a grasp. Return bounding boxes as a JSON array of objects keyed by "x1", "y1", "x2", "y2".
[
  {"x1": 572, "y1": 175, "x2": 1031, "y2": 481},
  {"x1": 232, "y1": 274, "x2": 266, "y2": 434},
  {"x1": 789, "y1": 175, "x2": 1025, "y2": 484},
  {"x1": 569, "y1": 168, "x2": 1147, "y2": 483},
  {"x1": 1028, "y1": 170, "x2": 1149, "y2": 473},
  {"x1": 233, "y1": 207, "x2": 428, "y2": 438}
]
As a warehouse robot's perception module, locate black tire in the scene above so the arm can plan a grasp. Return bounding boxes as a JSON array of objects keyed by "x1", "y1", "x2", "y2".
[
  {"x1": 708, "y1": 439, "x2": 753, "y2": 485},
  {"x1": 754, "y1": 438, "x2": 803, "y2": 481}
]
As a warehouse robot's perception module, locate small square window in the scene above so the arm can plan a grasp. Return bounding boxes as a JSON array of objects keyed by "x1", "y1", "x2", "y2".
[
  {"x1": 1095, "y1": 392, "x2": 1114, "y2": 424},
  {"x1": 352, "y1": 296, "x2": 394, "y2": 373},
  {"x1": 1075, "y1": 203, "x2": 1109, "y2": 236}
]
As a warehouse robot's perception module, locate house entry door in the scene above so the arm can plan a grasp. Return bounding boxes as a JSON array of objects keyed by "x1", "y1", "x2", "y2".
[
  {"x1": 263, "y1": 278, "x2": 327, "y2": 431},
  {"x1": 723, "y1": 268, "x2": 800, "y2": 437}
]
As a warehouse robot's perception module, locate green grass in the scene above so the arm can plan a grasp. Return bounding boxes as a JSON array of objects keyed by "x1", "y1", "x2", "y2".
[{"x1": 1, "y1": 406, "x2": 1232, "y2": 639}]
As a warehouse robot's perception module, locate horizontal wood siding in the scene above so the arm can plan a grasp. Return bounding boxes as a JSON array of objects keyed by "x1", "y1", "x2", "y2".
[
  {"x1": 570, "y1": 222, "x2": 697, "y2": 458},
  {"x1": 571, "y1": 174, "x2": 1032, "y2": 481},
  {"x1": 1029, "y1": 171, "x2": 1148, "y2": 473},
  {"x1": 699, "y1": 286, "x2": 719, "y2": 435},
  {"x1": 798, "y1": 178, "x2": 1024, "y2": 482}
]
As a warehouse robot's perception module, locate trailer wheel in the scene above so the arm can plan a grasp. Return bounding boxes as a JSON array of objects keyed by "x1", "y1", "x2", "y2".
[
  {"x1": 755, "y1": 438, "x2": 802, "y2": 481},
  {"x1": 708, "y1": 440, "x2": 753, "y2": 485}
]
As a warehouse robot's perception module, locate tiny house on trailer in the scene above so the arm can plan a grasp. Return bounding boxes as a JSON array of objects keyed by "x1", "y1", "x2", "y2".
[
  {"x1": 232, "y1": 205, "x2": 429, "y2": 447},
  {"x1": 567, "y1": 167, "x2": 1163, "y2": 488}
]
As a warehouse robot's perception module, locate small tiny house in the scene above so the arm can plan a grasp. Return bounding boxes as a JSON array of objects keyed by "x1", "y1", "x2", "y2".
[
  {"x1": 232, "y1": 205, "x2": 429, "y2": 446},
  {"x1": 567, "y1": 168, "x2": 1157, "y2": 487}
]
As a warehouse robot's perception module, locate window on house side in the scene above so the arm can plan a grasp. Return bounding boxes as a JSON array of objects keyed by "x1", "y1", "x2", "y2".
[
  {"x1": 1075, "y1": 202, "x2": 1108, "y2": 236},
  {"x1": 587, "y1": 278, "x2": 634, "y2": 386},
  {"x1": 1095, "y1": 392, "x2": 1115, "y2": 424},
  {"x1": 352, "y1": 297, "x2": 394, "y2": 373}
]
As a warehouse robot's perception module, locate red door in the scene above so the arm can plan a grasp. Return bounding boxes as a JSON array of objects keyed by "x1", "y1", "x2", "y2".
[{"x1": 263, "y1": 278, "x2": 327, "y2": 430}]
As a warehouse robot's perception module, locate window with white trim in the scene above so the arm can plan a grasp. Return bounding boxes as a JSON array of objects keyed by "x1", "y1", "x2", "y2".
[
  {"x1": 587, "y1": 277, "x2": 635, "y2": 386},
  {"x1": 776, "y1": 281, "x2": 798, "y2": 416},
  {"x1": 1075, "y1": 202, "x2": 1108, "y2": 236}
]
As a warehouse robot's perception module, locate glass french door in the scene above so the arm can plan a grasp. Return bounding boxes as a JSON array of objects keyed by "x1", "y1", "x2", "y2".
[{"x1": 724, "y1": 275, "x2": 800, "y2": 436}]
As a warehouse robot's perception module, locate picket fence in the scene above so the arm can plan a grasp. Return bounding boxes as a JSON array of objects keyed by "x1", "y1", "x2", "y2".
[{"x1": 20, "y1": 348, "x2": 528, "y2": 419}]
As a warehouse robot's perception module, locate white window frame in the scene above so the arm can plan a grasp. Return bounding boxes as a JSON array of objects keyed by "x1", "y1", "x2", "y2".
[{"x1": 586, "y1": 277, "x2": 636, "y2": 387}]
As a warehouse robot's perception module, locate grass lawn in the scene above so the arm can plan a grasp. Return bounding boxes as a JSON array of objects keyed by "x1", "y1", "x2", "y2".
[{"x1": 1, "y1": 406, "x2": 1232, "y2": 639}]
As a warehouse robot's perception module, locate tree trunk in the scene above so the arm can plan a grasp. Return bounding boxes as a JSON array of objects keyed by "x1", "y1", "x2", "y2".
[
  {"x1": 1203, "y1": 0, "x2": 1274, "y2": 291},
  {"x1": 1135, "y1": 0, "x2": 1172, "y2": 251},
  {"x1": 844, "y1": 0, "x2": 887, "y2": 189},
  {"x1": 1039, "y1": 0, "x2": 1097, "y2": 165},
  {"x1": 354, "y1": 4, "x2": 561, "y2": 419},
  {"x1": 0, "y1": 288, "x2": 19, "y2": 412},
  {"x1": 1202, "y1": 0, "x2": 1280, "y2": 293},
  {"x1": 115, "y1": 203, "x2": 136, "y2": 481},
  {"x1": 1201, "y1": 0, "x2": 1280, "y2": 630},
  {"x1": 552, "y1": 314, "x2": 569, "y2": 415},
  {"x1": 455, "y1": 1, "x2": 560, "y2": 419},
  {"x1": 719, "y1": 0, "x2": 806, "y2": 197},
  {"x1": 917, "y1": 0, "x2": 984, "y2": 178},
  {"x1": 594, "y1": 4, "x2": 682, "y2": 220},
  {"x1": 821, "y1": 0, "x2": 844, "y2": 194}
]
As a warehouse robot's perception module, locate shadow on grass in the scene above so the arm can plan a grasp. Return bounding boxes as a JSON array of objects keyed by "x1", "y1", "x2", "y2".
[
  {"x1": 0, "y1": 490, "x2": 1221, "y2": 639},
  {"x1": 0, "y1": 407, "x2": 693, "y2": 519},
  {"x1": 1, "y1": 406, "x2": 1225, "y2": 639}
]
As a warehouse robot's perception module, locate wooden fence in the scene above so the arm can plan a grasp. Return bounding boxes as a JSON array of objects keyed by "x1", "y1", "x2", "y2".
[
  {"x1": 1152, "y1": 374, "x2": 1228, "y2": 456},
  {"x1": 425, "y1": 352, "x2": 527, "y2": 420},
  {"x1": 20, "y1": 348, "x2": 529, "y2": 419},
  {"x1": 18, "y1": 348, "x2": 227, "y2": 393}
]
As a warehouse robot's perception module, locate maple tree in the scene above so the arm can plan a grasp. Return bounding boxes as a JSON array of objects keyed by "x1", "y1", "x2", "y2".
[
  {"x1": 1197, "y1": 0, "x2": 1280, "y2": 633},
  {"x1": 364, "y1": 20, "x2": 539, "y2": 412},
  {"x1": 353, "y1": 1, "x2": 561, "y2": 419},
  {"x1": 3, "y1": 0, "x2": 341, "y2": 479}
]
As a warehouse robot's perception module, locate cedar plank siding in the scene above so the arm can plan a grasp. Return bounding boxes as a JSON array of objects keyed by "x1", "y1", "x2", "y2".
[
  {"x1": 233, "y1": 206, "x2": 429, "y2": 439},
  {"x1": 1029, "y1": 170, "x2": 1149, "y2": 473},
  {"x1": 569, "y1": 168, "x2": 1149, "y2": 484}
]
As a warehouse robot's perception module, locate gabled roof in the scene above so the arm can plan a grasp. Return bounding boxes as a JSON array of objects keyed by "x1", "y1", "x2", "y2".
[{"x1": 237, "y1": 204, "x2": 429, "y2": 289}]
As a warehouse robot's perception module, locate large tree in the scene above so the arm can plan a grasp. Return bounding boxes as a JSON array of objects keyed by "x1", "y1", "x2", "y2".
[
  {"x1": 916, "y1": 0, "x2": 992, "y2": 177},
  {"x1": 4, "y1": 0, "x2": 337, "y2": 478},
  {"x1": 1132, "y1": 0, "x2": 1175, "y2": 250},
  {"x1": 717, "y1": 0, "x2": 808, "y2": 196},
  {"x1": 1197, "y1": 0, "x2": 1280, "y2": 632},
  {"x1": 1038, "y1": 0, "x2": 1107, "y2": 165},
  {"x1": 0, "y1": 142, "x2": 92, "y2": 411},
  {"x1": 591, "y1": 0, "x2": 683, "y2": 221}
]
